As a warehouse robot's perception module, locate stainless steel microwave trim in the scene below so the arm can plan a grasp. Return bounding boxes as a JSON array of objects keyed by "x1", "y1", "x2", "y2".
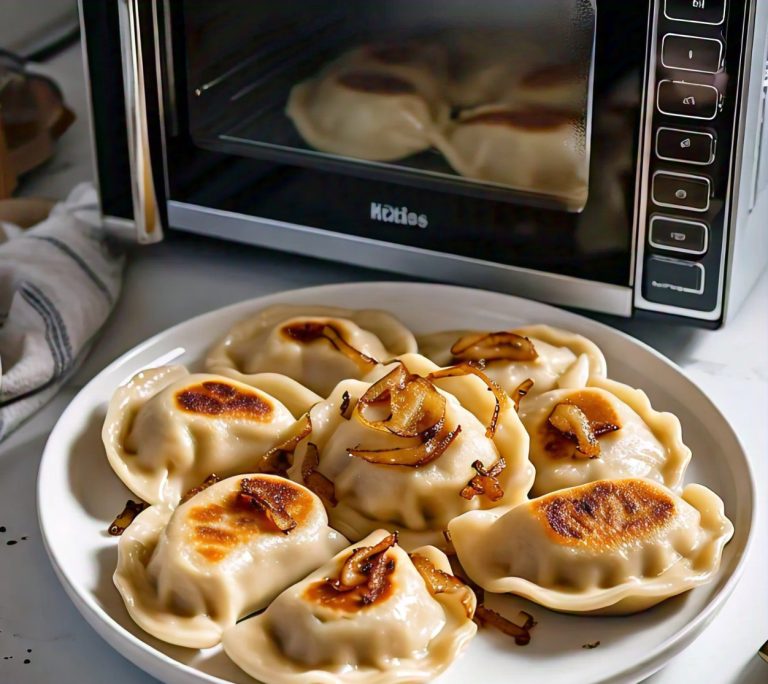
[
  {"x1": 651, "y1": 170, "x2": 712, "y2": 212},
  {"x1": 655, "y1": 127, "x2": 716, "y2": 165},
  {"x1": 660, "y1": 33, "x2": 724, "y2": 73},
  {"x1": 663, "y1": 0, "x2": 726, "y2": 26},
  {"x1": 656, "y1": 79, "x2": 720, "y2": 120},
  {"x1": 635, "y1": 0, "x2": 756, "y2": 322},
  {"x1": 151, "y1": 0, "x2": 171, "y2": 204},
  {"x1": 117, "y1": 0, "x2": 164, "y2": 244},
  {"x1": 77, "y1": 0, "x2": 102, "y2": 215},
  {"x1": 648, "y1": 215, "x2": 709, "y2": 255},
  {"x1": 629, "y1": 0, "x2": 661, "y2": 289},
  {"x1": 167, "y1": 201, "x2": 633, "y2": 317},
  {"x1": 722, "y1": 0, "x2": 765, "y2": 321}
]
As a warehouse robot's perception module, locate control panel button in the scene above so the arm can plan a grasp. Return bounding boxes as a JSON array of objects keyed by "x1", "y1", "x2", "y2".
[
  {"x1": 657, "y1": 80, "x2": 719, "y2": 119},
  {"x1": 649, "y1": 215, "x2": 709, "y2": 254},
  {"x1": 652, "y1": 172, "x2": 711, "y2": 211},
  {"x1": 656, "y1": 127, "x2": 715, "y2": 164},
  {"x1": 661, "y1": 34, "x2": 723, "y2": 73},
  {"x1": 645, "y1": 256, "x2": 705, "y2": 299},
  {"x1": 664, "y1": 0, "x2": 726, "y2": 25}
]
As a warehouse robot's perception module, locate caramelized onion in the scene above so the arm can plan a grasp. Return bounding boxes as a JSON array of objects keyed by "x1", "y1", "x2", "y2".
[
  {"x1": 339, "y1": 390, "x2": 352, "y2": 419},
  {"x1": 460, "y1": 458, "x2": 506, "y2": 502},
  {"x1": 262, "y1": 414, "x2": 312, "y2": 473},
  {"x1": 474, "y1": 604, "x2": 536, "y2": 645},
  {"x1": 179, "y1": 473, "x2": 221, "y2": 505},
  {"x1": 410, "y1": 552, "x2": 475, "y2": 618},
  {"x1": 349, "y1": 423, "x2": 461, "y2": 467},
  {"x1": 361, "y1": 552, "x2": 396, "y2": 605},
  {"x1": 428, "y1": 363, "x2": 507, "y2": 437},
  {"x1": 108, "y1": 499, "x2": 148, "y2": 536},
  {"x1": 283, "y1": 321, "x2": 378, "y2": 370},
  {"x1": 511, "y1": 378, "x2": 534, "y2": 412},
  {"x1": 356, "y1": 364, "x2": 446, "y2": 438},
  {"x1": 332, "y1": 532, "x2": 399, "y2": 592},
  {"x1": 302, "y1": 442, "x2": 337, "y2": 507},
  {"x1": 548, "y1": 403, "x2": 600, "y2": 458},
  {"x1": 238, "y1": 478, "x2": 297, "y2": 533},
  {"x1": 451, "y1": 331, "x2": 538, "y2": 363}
]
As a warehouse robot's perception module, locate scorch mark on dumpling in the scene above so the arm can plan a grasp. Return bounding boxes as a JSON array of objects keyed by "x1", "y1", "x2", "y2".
[
  {"x1": 175, "y1": 381, "x2": 273, "y2": 420},
  {"x1": 304, "y1": 532, "x2": 399, "y2": 611},
  {"x1": 534, "y1": 479, "x2": 676, "y2": 549},
  {"x1": 280, "y1": 321, "x2": 378, "y2": 371},
  {"x1": 188, "y1": 478, "x2": 315, "y2": 563}
]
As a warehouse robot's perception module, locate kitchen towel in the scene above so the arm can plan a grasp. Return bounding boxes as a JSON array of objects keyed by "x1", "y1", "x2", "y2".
[{"x1": 0, "y1": 183, "x2": 123, "y2": 440}]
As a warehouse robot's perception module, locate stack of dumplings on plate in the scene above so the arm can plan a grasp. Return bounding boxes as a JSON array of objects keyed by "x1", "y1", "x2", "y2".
[
  {"x1": 286, "y1": 32, "x2": 590, "y2": 207},
  {"x1": 102, "y1": 303, "x2": 734, "y2": 683}
]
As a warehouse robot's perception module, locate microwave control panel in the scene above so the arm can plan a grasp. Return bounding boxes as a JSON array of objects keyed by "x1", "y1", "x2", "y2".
[{"x1": 636, "y1": 0, "x2": 750, "y2": 320}]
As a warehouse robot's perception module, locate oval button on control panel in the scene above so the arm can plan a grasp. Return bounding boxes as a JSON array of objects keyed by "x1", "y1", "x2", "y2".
[
  {"x1": 652, "y1": 172, "x2": 711, "y2": 211},
  {"x1": 661, "y1": 34, "x2": 723, "y2": 73}
]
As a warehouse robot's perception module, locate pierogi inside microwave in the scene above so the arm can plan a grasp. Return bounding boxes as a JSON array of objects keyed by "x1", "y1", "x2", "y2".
[{"x1": 187, "y1": 0, "x2": 596, "y2": 211}]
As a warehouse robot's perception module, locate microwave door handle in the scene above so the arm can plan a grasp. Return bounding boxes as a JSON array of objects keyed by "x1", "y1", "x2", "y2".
[{"x1": 118, "y1": 0, "x2": 164, "y2": 244}]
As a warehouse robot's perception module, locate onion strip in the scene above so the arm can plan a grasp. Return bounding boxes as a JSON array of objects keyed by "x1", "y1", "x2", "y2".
[
  {"x1": 302, "y1": 442, "x2": 337, "y2": 507},
  {"x1": 349, "y1": 424, "x2": 461, "y2": 467},
  {"x1": 428, "y1": 363, "x2": 507, "y2": 437},
  {"x1": 451, "y1": 331, "x2": 538, "y2": 363},
  {"x1": 262, "y1": 413, "x2": 312, "y2": 473}
]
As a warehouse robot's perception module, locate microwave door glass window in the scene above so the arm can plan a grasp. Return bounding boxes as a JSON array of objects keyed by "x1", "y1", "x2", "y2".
[{"x1": 185, "y1": 0, "x2": 597, "y2": 212}]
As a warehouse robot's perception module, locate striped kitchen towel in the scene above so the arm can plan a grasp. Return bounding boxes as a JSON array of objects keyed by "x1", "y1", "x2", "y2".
[{"x1": 0, "y1": 183, "x2": 123, "y2": 440}]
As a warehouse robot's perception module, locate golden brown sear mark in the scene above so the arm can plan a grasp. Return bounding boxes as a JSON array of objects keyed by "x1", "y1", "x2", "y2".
[
  {"x1": 337, "y1": 71, "x2": 417, "y2": 95},
  {"x1": 460, "y1": 108, "x2": 576, "y2": 131},
  {"x1": 305, "y1": 533, "x2": 398, "y2": 611},
  {"x1": 175, "y1": 381, "x2": 272, "y2": 420},
  {"x1": 281, "y1": 321, "x2": 327, "y2": 343},
  {"x1": 534, "y1": 479, "x2": 675, "y2": 548},
  {"x1": 280, "y1": 321, "x2": 377, "y2": 370},
  {"x1": 541, "y1": 390, "x2": 622, "y2": 460},
  {"x1": 304, "y1": 572, "x2": 396, "y2": 612},
  {"x1": 188, "y1": 478, "x2": 314, "y2": 563}
]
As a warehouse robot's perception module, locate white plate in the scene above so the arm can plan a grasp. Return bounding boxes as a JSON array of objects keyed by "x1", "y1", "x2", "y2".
[{"x1": 37, "y1": 282, "x2": 754, "y2": 684}]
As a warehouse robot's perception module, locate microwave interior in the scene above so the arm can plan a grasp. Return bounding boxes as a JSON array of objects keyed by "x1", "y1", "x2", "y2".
[{"x1": 166, "y1": 2, "x2": 650, "y2": 287}]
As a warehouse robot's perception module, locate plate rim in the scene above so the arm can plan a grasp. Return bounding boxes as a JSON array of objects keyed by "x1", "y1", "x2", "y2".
[{"x1": 36, "y1": 280, "x2": 757, "y2": 684}]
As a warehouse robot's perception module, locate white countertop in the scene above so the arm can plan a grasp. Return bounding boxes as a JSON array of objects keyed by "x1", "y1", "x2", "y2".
[{"x1": 0, "y1": 43, "x2": 766, "y2": 684}]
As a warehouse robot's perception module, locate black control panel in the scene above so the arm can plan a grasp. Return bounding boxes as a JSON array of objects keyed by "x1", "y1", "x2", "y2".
[{"x1": 641, "y1": 0, "x2": 749, "y2": 315}]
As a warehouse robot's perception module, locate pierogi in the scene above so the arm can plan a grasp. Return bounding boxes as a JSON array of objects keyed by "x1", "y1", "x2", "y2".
[
  {"x1": 287, "y1": 353, "x2": 533, "y2": 550},
  {"x1": 206, "y1": 305, "x2": 417, "y2": 397},
  {"x1": 417, "y1": 324, "x2": 607, "y2": 399},
  {"x1": 448, "y1": 478, "x2": 733, "y2": 615},
  {"x1": 113, "y1": 474, "x2": 347, "y2": 648},
  {"x1": 286, "y1": 44, "x2": 450, "y2": 162},
  {"x1": 519, "y1": 376, "x2": 691, "y2": 496},
  {"x1": 103, "y1": 366, "x2": 309, "y2": 505},
  {"x1": 437, "y1": 106, "x2": 588, "y2": 207},
  {"x1": 222, "y1": 529, "x2": 477, "y2": 683}
]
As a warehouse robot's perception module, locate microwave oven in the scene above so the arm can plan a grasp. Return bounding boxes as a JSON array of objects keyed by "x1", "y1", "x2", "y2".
[{"x1": 80, "y1": 0, "x2": 768, "y2": 327}]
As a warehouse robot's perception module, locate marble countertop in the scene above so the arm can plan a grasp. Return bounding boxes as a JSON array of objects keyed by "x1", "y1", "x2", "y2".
[{"x1": 0, "y1": 42, "x2": 766, "y2": 684}]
